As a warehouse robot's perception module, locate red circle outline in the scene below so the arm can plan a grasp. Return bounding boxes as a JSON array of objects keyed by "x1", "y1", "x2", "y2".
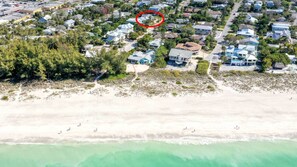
[{"x1": 135, "y1": 10, "x2": 165, "y2": 28}]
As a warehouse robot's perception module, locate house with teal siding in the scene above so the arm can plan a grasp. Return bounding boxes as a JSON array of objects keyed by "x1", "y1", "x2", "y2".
[{"x1": 128, "y1": 50, "x2": 155, "y2": 64}]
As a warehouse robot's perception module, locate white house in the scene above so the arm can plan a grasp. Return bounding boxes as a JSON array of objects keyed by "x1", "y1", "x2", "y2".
[
  {"x1": 149, "y1": 38, "x2": 162, "y2": 49},
  {"x1": 128, "y1": 50, "x2": 155, "y2": 64},
  {"x1": 43, "y1": 27, "x2": 56, "y2": 35},
  {"x1": 118, "y1": 23, "x2": 134, "y2": 34},
  {"x1": 168, "y1": 48, "x2": 194, "y2": 66},
  {"x1": 193, "y1": 25, "x2": 213, "y2": 35},
  {"x1": 193, "y1": 0, "x2": 208, "y2": 3},
  {"x1": 64, "y1": 19, "x2": 75, "y2": 29},
  {"x1": 106, "y1": 23, "x2": 134, "y2": 43},
  {"x1": 245, "y1": 14, "x2": 258, "y2": 24},
  {"x1": 237, "y1": 28, "x2": 255, "y2": 37},
  {"x1": 225, "y1": 44, "x2": 258, "y2": 66},
  {"x1": 106, "y1": 30, "x2": 126, "y2": 43}
]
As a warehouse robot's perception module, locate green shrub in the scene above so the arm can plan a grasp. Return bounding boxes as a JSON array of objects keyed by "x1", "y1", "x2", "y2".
[
  {"x1": 176, "y1": 81, "x2": 182, "y2": 84},
  {"x1": 196, "y1": 60, "x2": 210, "y2": 75},
  {"x1": 172, "y1": 70, "x2": 180, "y2": 77},
  {"x1": 207, "y1": 85, "x2": 215, "y2": 91},
  {"x1": 1, "y1": 96, "x2": 9, "y2": 101}
]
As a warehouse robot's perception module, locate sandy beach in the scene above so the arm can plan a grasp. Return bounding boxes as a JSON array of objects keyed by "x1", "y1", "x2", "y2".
[{"x1": 0, "y1": 89, "x2": 297, "y2": 144}]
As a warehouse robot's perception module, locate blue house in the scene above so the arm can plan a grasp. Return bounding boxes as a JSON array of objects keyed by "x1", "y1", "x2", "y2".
[
  {"x1": 266, "y1": 1, "x2": 275, "y2": 8},
  {"x1": 225, "y1": 45, "x2": 258, "y2": 66},
  {"x1": 38, "y1": 15, "x2": 51, "y2": 23},
  {"x1": 149, "y1": 4, "x2": 169, "y2": 12},
  {"x1": 128, "y1": 50, "x2": 155, "y2": 64},
  {"x1": 137, "y1": 1, "x2": 151, "y2": 7},
  {"x1": 272, "y1": 23, "x2": 291, "y2": 31},
  {"x1": 254, "y1": 1, "x2": 263, "y2": 11}
]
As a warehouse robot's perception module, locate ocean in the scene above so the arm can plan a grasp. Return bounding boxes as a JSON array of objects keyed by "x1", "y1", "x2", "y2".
[{"x1": 0, "y1": 141, "x2": 296, "y2": 167}]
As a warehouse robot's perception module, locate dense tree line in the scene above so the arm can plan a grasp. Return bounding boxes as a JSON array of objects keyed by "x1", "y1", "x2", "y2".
[
  {"x1": 0, "y1": 38, "x2": 127, "y2": 81},
  {"x1": 259, "y1": 39, "x2": 291, "y2": 71}
]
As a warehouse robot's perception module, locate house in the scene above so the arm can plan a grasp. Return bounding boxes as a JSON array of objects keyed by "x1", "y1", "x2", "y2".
[
  {"x1": 266, "y1": 30, "x2": 291, "y2": 40},
  {"x1": 191, "y1": 35, "x2": 206, "y2": 45},
  {"x1": 136, "y1": 0, "x2": 151, "y2": 7},
  {"x1": 211, "y1": 4, "x2": 227, "y2": 9},
  {"x1": 166, "y1": 23, "x2": 185, "y2": 31},
  {"x1": 277, "y1": 17, "x2": 287, "y2": 22},
  {"x1": 59, "y1": 8, "x2": 75, "y2": 16},
  {"x1": 266, "y1": 9, "x2": 283, "y2": 14},
  {"x1": 149, "y1": 4, "x2": 169, "y2": 12},
  {"x1": 176, "y1": 19, "x2": 189, "y2": 24},
  {"x1": 38, "y1": 15, "x2": 51, "y2": 23},
  {"x1": 272, "y1": 23, "x2": 291, "y2": 31},
  {"x1": 245, "y1": 13, "x2": 258, "y2": 24},
  {"x1": 106, "y1": 23, "x2": 134, "y2": 43},
  {"x1": 166, "y1": 0, "x2": 176, "y2": 5},
  {"x1": 168, "y1": 48, "x2": 193, "y2": 66},
  {"x1": 267, "y1": 22, "x2": 292, "y2": 40},
  {"x1": 76, "y1": 3, "x2": 95, "y2": 10},
  {"x1": 137, "y1": 14, "x2": 153, "y2": 24},
  {"x1": 193, "y1": 25, "x2": 213, "y2": 35},
  {"x1": 128, "y1": 50, "x2": 155, "y2": 64},
  {"x1": 184, "y1": 7, "x2": 200, "y2": 13},
  {"x1": 273, "y1": 62, "x2": 285, "y2": 69},
  {"x1": 64, "y1": 19, "x2": 75, "y2": 29},
  {"x1": 254, "y1": 1, "x2": 263, "y2": 11},
  {"x1": 266, "y1": 1, "x2": 275, "y2": 8},
  {"x1": 127, "y1": 18, "x2": 136, "y2": 24},
  {"x1": 85, "y1": 50, "x2": 97, "y2": 58},
  {"x1": 106, "y1": 30, "x2": 126, "y2": 43},
  {"x1": 176, "y1": 42, "x2": 202, "y2": 55},
  {"x1": 91, "y1": 0, "x2": 106, "y2": 4},
  {"x1": 113, "y1": 11, "x2": 131, "y2": 19},
  {"x1": 149, "y1": 39, "x2": 162, "y2": 49},
  {"x1": 164, "y1": 32, "x2": 179, "y2": 39},
  {"x1": 237, "y1": 28, "x2": 255, "y2": 37},
  {"x1": 117, "y1": 23, "x2": 134, "y2": 34},
  {"x1": 208, "y1": 10, "x2": 222, "y2": 19},
  {"x1": 239, "y1": 37, "x2": 259, "y2": 46},
  {"x1": 43, "y1": 27, "x2": 56, "y2": 35},
  {"x1": 193, "y1": 0, "x2": 208, "y2": 4},
  {"x1": 73, "y1": 14, "x2": 83, "y2": 21},
  {"x1": 225, "y1": 45, "x2": 258, "y2": 66}
]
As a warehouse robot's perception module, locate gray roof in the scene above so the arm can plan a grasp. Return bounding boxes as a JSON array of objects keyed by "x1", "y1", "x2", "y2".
[
  {"x1": 193, "y1": 25, "x2": 213, "y2": 30},
  {"x1": 169, "y1": 48, "x2": 193, "y2": 59},
  {"x1": 239, "y1": 37, "x2": 259, "y2": 44}
]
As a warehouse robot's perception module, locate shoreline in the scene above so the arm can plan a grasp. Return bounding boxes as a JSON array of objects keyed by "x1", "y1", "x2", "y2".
[{"x1": 1, "y1": 90, "x2": 297, "y2": 144}]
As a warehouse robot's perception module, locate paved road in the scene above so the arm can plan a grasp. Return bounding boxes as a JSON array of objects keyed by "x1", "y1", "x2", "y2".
[{"x1": 206, "y1": 0, "x2": 243, "y2": 61}]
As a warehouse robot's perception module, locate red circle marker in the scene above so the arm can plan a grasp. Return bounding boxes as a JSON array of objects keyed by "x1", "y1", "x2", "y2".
[{"x1": 135, "y1": 10, "x2": 165, "y2": 28}]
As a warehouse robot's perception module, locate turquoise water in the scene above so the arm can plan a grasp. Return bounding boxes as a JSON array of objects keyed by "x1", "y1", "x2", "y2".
[{"x1": 0, "y1": 141, "x2": 297, "y2": 167}]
